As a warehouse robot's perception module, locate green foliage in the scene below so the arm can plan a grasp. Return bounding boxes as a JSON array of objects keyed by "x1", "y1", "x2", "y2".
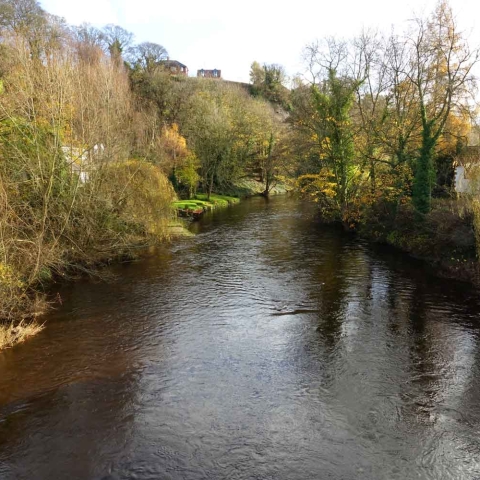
[
  {"x1": 412, "y1": 141, "x2": 435, "y2": 214},
  {"x1": 313, "y1": 70, "x2": 359, "y2": 209},
  {"x1": 292, "y1": 68, "x2": 361, "y2": 222},
  {"x1": 176, "y1": 153, "x2": 200, "y2": 198},
  {"x1": 250, "y1": 62, "x2": 290, "y2": 109}
]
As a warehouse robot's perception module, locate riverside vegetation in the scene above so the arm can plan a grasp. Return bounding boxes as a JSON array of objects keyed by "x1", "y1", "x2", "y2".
[
  {"x1": 289, "y1": 1, "x2": 480, "y2": 282},
  {"x1": 1, "y1": 0, "x2": 480, "y2": 348},
  {"x1": 0, "y1": 0, "x2": 292, "y2": 347}
]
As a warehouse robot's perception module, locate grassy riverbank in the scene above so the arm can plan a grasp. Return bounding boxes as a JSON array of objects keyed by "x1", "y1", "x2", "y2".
[{"x1": 171, "y1": 193, "x2": 241, "y2": 217}]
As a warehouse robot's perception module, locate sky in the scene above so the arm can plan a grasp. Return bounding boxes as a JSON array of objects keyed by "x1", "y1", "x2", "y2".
[{"x1": 40, "y1": 0, "x2": 480, "y2": 83}]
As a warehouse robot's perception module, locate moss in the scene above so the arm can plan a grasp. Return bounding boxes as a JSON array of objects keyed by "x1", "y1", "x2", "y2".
[{"x1": 172, "y1": 201, "x2": 205, "y2": 210}]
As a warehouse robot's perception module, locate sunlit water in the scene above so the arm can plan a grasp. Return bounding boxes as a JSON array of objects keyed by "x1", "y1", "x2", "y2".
[{"x1": 1, "y1": 196, "x2": 480, "y2": 480}]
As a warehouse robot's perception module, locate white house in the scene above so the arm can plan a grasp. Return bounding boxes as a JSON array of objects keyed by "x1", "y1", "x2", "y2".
[
  {"x1": 454, "y1": 146, "x2": 480, "y2": 194},
  {"x1": 62, "y1": 144, "x2": 105, "y2": 183}
]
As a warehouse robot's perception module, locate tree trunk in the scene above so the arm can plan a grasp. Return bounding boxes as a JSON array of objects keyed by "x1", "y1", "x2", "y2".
[
  {"x1": 413, "y1": 133, "x2": 435, "y2": 214},
  {"x1": 207, "y1": 175, "x2": 214, "y2": 201},
  {"x1": 370, "y1": 159, "x2": 376, "y2": 196},
  {"x1": 262, "y1": 174, "x2": 271, "y2": 197}
]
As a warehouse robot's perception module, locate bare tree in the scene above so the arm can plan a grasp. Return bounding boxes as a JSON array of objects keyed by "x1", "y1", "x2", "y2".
[
  {"x1": 102, "y1": 24, "x2": 134, "y2": 64},
  {"x1": 71, "y1": 23, "x2": 105, "y2": 64},
  {"x1": 128, "y1": 41, "x2": 168, "y2": 72},
  {"x1": 0, "y1": 0, "x2": 45, "y2": 34}
]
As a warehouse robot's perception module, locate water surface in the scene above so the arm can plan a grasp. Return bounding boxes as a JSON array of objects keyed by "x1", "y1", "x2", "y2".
[{"x1": 1, "y1": 196, "x2": 480, "y2": 480}]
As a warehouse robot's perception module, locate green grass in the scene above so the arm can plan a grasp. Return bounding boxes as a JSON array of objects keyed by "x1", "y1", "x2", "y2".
[
  {"x1": 171, "y1": 194, "x2": 240, "y2": 214},
  {"x1": 171, "y1": 200, "x2": 208, "y2": 211},
  {"x1": 194, "y1": 193, "x2": 240, "y2": 207}
]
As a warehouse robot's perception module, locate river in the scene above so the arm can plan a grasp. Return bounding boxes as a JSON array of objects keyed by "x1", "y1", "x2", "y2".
[{"x1": 1, "y1": 196, "x2": 480, "y2": 480}]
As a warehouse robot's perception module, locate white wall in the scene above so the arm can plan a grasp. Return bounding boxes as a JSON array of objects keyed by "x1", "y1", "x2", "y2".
[{"x1": 455, "y1": 165, "x2": 480, "y2": 194}]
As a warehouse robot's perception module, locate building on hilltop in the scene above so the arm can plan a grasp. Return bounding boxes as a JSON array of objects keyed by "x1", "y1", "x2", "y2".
[
  {"x1": 197, "y1": 68, "x2": 221, "y2": 79},
  {"x1": 161, "y1": 60, "x2": 188, "y2": 76}
]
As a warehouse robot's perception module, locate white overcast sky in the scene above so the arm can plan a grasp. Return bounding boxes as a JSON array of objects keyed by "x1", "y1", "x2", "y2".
[{"x1": 40, "y1": 0, "x2": 480, "y2": 83}]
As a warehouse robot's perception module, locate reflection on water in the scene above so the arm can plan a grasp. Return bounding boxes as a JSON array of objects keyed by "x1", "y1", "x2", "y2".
[{"x1": 1, "y1": 196, "x2": 480, "y2": 479}]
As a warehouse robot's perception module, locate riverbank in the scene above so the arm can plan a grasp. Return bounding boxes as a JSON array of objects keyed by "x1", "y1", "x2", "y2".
[
  {"x1": 171, "y1": 193, "x2": 241, "y2": 219},
  {"x1": 0, "y1": 191, "x2": 251, "y2": 351},
  {"x1": 357, "y1": 198, "x2": 479, "y2": 284},
  {"x1": 171, "y1": 181, "x2": 290, "y2": 219},
  {"x1": 0, "y1": 321, "x2": 44, "y2": 351}
]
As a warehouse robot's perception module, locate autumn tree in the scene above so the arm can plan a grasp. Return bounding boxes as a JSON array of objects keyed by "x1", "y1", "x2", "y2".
[
  {"x1": 71, "y1": 23, "x2": 105, "y2": 64},
  {"x1": 0, "y1": 10, "x2": 175, "y2": 324},
  {"x1": 249, "y1": 61, "x2": 264, "y2": 85},
  {"x1": 293, "y1": 40, "x2": 364, "y2": 221},
  {"x1": 245, "y1": 99, "x2": 290, "y2": 196},
  {"x1": 0, "y1": 0, "x2": 68, "y2": 59},
  {"x1": 408, "y1": 0, "x2": 479, "y2": 213},
  {"x1": 0, "y1": 0, "x2": 45, "y2": 37},
  {"x1": 183, "y1": 86, "x2": 239, "y2": 198},
  {"x1": 351, "y1": 31, "x2": 420, "y2": 203},
  {"x1": 373, "y1": 32, "x2": 422, "y2": 182}
]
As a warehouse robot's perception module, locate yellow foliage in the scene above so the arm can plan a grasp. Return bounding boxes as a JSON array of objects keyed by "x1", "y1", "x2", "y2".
[
  {"x1": 437, "y1": 112, "x2": 471, "y2": 154},
  {"x1": 99, "y1": 160, "x2": 175, "y2": 238},
  {"x1": 0, "y1": 263, "x2": 24, "y2": 289},
  {"x1": 157, "y1": 123, "x2": 192, "y2": 174},
  {"x1": 297, "y1": 170, "x2": 338, "y2": 200}
]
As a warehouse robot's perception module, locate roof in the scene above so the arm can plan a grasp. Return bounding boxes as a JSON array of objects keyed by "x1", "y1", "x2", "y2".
[{"x1": 162, "y1": 60, "x2": 188, "y2": 69}]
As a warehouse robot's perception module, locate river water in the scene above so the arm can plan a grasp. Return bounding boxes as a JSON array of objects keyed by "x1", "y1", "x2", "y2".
[{"x1": 1, "y1": 196, "x2": 480, "y2": 480}]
